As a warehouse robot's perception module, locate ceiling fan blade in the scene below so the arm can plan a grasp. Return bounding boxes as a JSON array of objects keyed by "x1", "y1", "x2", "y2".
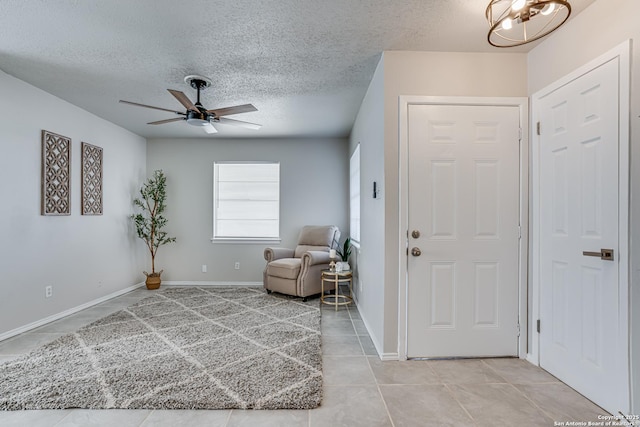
[
  {"x1": 203, "y1": 123, "x2": 218, "y2": 134},
  {"x1": 207, "y1": 104, "x2": 257, "y2": 117},
  {"x1": 168, "y1": 89, "x2": 199, "y2": 111},
  {"x1": 119, "y1": 100, "x2": 184, "y2": 114},
  {"x1": 147, "y1": 117, "x2": 185, "y2": 125},
  {"x1": 215, "y1": 117, "x2": 262, "y2": 130}
]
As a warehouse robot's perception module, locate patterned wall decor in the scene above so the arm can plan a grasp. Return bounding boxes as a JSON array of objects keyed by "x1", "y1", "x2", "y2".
[
  {"x1": 41, "y1": 130, "x2": 71, "y2": 216},
  {"x1": 81, "y1": 142, "x2": 103, "y2": 215}
]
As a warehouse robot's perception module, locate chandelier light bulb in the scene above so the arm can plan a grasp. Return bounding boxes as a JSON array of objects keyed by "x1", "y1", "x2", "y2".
[
  {"x1": 541, "y1": 2, "x2": 556, "y2": 15},
  {"x1": 501, "y1": 18, "x2": 513, "y2": 30},
  {"x1": 512, "y1": 0, "x2": 526, "y2": 11}
]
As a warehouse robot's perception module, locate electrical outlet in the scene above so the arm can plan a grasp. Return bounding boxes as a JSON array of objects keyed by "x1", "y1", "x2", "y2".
[
  {"x1": 45, "y1": 285, "x2": 53, "y2": 298},
  {"x1": 234, "y1": 262, "x2": 240, "y2": 270},
  {"x1": 202, "y1": 264, "x2": 207, "y2": 273}
]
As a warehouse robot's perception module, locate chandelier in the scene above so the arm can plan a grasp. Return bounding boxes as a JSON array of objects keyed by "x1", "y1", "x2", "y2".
[{"x1": 486, "y1": 0, "x2": 571, "y2": 47}]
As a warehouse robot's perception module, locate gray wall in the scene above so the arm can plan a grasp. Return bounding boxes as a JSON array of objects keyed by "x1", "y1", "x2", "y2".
[
  {"x1": 0, "y1": 70, "x2": 147, "y2": 338},
  {"x1": 349, "y1": 58, "x2": 386, "y2": 355},
  {"x1": 146, "y1": 137, "x2": 349, "y2": 282},
  {"x1": 527, "y1": 0, "x2": 639, "y2": 412}
]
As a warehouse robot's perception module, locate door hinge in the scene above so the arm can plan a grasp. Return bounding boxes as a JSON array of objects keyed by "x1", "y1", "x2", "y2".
[
  {"x1": 536, "y1": 121, "x2": 541, "y2": 135},
  {"x1": 517, "y1": 323, "x2": 521, "y2": 337},
  {"x1": 537, "y1": 319, "x2": 541, "y2": 333},
  {"x1": 518, "y1": 225, "x2": 522, "y2": 239},
  {"x1": 518, "y1": 127, "x2": 523, "y2": 141}
]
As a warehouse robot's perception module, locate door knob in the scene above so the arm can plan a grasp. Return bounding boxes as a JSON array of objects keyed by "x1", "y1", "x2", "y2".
[
  {"x1": 411, "y1": 230, "x2": 421, "y2": 239},
  {"x1": 411, "y1": 247, "x2": 422, "y2": 257},
  {"x1": 582, "y1": 248, "x2": 614, "y2": 261}
]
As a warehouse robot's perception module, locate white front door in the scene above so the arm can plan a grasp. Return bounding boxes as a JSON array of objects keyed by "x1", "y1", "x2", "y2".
[
  {"x1": 537, "y1": 57, "x2": 626, "y2": 414},
  {"x1": 406, "y1": 103, "x2": 520, "y2": 358}
]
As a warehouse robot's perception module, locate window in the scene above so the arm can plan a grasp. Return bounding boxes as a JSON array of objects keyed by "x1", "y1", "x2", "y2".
[
  {"x1": 213, "y1": 162, "x2": 280, "y2": 241},
  {"x1": 350, "y1": 145, "x2": 360, "y2": 243}
]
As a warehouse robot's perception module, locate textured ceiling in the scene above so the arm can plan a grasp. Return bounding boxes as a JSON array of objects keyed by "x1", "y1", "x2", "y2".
[{"x1": 0, "y1": 0, "x2": 596, "y2": 139}]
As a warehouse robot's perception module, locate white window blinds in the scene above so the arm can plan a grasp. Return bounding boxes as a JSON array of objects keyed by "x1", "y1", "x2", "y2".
[
  {"x1": 213, "y1": 162, "x2": 280, "y2": 240},
  {"x1": 350, "y1": 145, "x2": 360, "y2": 243}
]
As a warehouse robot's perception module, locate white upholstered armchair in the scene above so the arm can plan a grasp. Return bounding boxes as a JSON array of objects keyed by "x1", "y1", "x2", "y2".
[{"x1": 263, "y1": 225, "x2": 340, "y2": 300}]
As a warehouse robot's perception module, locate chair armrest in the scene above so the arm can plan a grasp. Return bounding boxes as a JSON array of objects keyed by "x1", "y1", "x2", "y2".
[
  {"x1": 301, "y1": 250, "x2": 331, "y2": 266},
  {"x1": 264, "y1": 247, "x2": 295, "y2": 262}
]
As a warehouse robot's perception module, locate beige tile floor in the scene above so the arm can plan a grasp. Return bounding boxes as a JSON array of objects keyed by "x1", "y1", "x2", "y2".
[{"x1": 0, "y1": 288, "x2": 610, "y2": 427}]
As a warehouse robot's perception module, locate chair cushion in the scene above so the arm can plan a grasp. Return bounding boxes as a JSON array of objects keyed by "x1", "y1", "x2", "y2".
[
  {"x1": 297, "y1": 225, "x2": 338, "y2": 247},
  {"x1": 294, "y1": 225, "x2": 339, "y2": 257},
  {"x1": 294, "y1": 245, "x2": 329, "y2": 258},
  {"x1": 266, "y1": 258, "x2": 302, "y2": 280}
]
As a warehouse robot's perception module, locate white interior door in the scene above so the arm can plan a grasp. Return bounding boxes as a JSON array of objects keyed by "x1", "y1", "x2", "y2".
[
  {"x1": 537, "y1": 58, "x2": 625, "y2": 414},
  {"x1": 407, "y1": 104, "x2": 520, "y2": 358}
]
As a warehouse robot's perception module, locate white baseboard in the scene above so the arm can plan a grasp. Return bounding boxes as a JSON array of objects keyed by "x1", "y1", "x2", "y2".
[
  {"x1": 0, "y1": 282, "x2": 146, "y2": 343},
  {"x1": 380, "y1": 352, "x2": 400, "y2": 361},
  {"x1": 353, "y1": 301, "x2": 390, "y2": 360},
  {"x1": 162, "y1": 281, "x2": 263, "y2": 287},
  {"x1": 525, "y1": 353, "x2": 539, "y2": 366}
]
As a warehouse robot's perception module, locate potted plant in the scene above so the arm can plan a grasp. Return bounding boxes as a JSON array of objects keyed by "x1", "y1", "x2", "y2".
[
  {"x1": 131, "y1": 169, "x2": 176, "y2": 289},
  {"x1": 336, "y1": 237, "x2": 352, "y2": 271}
]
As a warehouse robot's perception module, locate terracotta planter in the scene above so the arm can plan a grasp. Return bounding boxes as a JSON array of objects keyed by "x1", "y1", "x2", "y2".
[{"x1": 144, "y1": 270, "x2": 163, "y2": 290}]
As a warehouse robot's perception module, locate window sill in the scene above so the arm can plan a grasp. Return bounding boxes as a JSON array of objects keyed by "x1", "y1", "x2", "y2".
[{"x1": 211, "y1": 237, "x2": 282, "y2": 245}]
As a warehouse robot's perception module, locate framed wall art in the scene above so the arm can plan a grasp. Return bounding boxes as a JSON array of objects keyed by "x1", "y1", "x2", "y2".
[
  {"x1": 81, "y1": 142, "x2": 103, "y2": 215},
  {"x1": 41, "y1": 130, "x2": 71, "y2": 216}
]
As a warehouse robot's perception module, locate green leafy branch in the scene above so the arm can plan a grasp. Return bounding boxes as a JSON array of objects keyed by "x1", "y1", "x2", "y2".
[{"x1": 336, "y1": 237, "x2": 352, "y2": 262}]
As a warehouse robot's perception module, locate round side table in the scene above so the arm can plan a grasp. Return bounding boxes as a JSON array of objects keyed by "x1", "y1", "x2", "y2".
[{"x1": 321, "y1": 270, "x2": 353, "y2": 311}]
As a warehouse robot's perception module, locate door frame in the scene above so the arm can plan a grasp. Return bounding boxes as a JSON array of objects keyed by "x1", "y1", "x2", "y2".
[
  {"x1": 530, "y1": 40, "x2": 630, "y2": 407},
  {"x1": 398, "y1": 96, "x2": 529, "y2": 360}
]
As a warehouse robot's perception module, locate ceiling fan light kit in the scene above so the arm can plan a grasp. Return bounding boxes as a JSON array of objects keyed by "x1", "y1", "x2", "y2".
[
  {"x1": 119, "y1": 74, "x2": 260, "y2": 134},
  {"x1": 486, "y1": 0, "x2": 571, "y2": 47},
  {"x1": 186, "y1": 111, "x2": 211, "y2": 127}
]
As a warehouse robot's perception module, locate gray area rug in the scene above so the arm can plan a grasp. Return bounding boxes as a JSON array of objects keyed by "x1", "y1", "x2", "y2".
[{"x1": 0, "y1": 287, "x2": 322, "y2": 410}]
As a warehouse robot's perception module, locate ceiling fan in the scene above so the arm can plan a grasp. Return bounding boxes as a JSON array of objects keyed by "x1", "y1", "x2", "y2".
[{"x1": 119, "y1": 75, "x2": 261, "y2": 134}]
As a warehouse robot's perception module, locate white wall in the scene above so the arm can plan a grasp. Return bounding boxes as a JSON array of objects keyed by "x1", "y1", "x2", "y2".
[
  {"x1": 146, "y1": 137, "x2": 349, "y2": 282},
  {"x1": 527, "y1": 0, "x2": 640, "y2": 412},
  {"x1": 0, "y1": 70, "x2": 147, "y2": 338},
  {"x1": 349, "y1": 57, "x2": 386, "y2": 355},
  {"x1": 380, "y1": 51, "x2": 528, "y2": 355}
]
